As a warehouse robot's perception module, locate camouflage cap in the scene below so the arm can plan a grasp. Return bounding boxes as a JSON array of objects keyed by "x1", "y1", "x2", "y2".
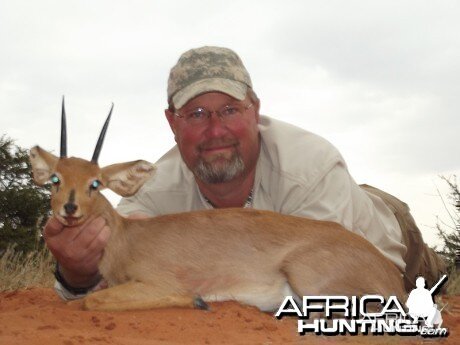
[{"x1": 167, "y1": 46, "x2": 253, "y2": 109}]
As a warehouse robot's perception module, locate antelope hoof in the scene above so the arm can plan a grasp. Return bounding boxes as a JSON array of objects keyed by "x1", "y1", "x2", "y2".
[{"x1": 193, "y1": 296, "x2": 210, "y2": 311}]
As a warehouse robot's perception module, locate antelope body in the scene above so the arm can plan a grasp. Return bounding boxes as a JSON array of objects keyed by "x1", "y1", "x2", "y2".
[{"x1": 30, "y1": 101, "x2": 405, "y2": 312}]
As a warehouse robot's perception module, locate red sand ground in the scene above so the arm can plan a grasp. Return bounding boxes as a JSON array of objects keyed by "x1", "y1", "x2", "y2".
[{"x1": 0, "y1": 288, "x2": 458, "y2": 344}]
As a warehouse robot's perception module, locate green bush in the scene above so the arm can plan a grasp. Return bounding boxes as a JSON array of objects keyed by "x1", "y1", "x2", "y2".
[{"x1": 0, "y1": 135, "x2": 51, "y2": 254}]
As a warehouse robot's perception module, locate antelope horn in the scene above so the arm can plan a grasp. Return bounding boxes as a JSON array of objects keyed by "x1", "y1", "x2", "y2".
[
  {"x1": 60, "y1": 96, "x2": 67, "y2": 158},
  {"x1": 91, "y1": 103, "x2": 114, "y2": 164}
]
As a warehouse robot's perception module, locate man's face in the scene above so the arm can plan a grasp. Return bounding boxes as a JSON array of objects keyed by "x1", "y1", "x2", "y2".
[{"x1": 165, "y1": 92, "x2": 260, "y2": 184}]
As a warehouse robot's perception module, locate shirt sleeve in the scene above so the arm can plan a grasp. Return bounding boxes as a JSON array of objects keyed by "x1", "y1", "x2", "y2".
[
  {"x1": 281, "y1": 162, "x2": 407, "y2": 273},
  {"x1": 116, "y1": 187, "x2": 158, "y2": 217},
  {"x1": 54, "y1": 279, "x2": 108, "y2": 301},
  {"x1": 54, "y1": 281, "x2": 89, "y2": 301}
]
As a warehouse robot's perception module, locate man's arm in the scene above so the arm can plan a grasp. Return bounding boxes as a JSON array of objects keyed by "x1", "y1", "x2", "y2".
[
  {"x1": 44, "y1": 217, "x2": 109, "y2": 288},
  {"x1": 281, "y1": 162, "x2": 407, "y2": 273},
  {"x1": 44, "y1": 213, "x2": 148, "y2": 300}
]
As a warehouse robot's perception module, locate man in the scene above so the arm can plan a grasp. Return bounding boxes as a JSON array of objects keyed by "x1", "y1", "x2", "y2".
[{"x1": 44, "y1": 46, "x2": 445, "y2": 300}]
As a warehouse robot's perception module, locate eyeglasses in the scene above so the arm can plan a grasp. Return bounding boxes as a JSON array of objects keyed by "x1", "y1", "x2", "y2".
[{"x1": 174, "y1": 102, "x2": 253, "y2": 126}]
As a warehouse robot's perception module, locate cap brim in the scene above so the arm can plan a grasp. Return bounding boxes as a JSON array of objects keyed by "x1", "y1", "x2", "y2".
[{"x1": 172, "y1": 78, "x2": 248, "y2": 109}]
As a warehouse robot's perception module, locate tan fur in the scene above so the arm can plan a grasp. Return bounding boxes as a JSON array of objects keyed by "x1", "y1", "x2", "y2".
[{"x1": 29, "y1": 146, "x2": 406, "y2": 312}]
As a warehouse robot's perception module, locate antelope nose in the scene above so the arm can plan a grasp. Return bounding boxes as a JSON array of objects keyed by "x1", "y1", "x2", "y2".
[{"x1": 64, "y1": 203, "x2": 78, "y2": 215}]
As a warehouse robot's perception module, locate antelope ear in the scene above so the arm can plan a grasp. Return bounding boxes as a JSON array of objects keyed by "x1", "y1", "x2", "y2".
[
  {"x1": 101, "y1": 160, "x2": 156, "y2": 197},
  {"x1": 29, "y1": 146, "x2": 59, "y2": 185}
]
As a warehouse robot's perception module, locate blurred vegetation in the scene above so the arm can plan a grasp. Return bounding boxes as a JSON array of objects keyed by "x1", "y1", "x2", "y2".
[
  {"x1": 0, "y1": 244, "x2": 54, "y2": 291},
  {"x1": 0, "y1": 135, "x2": 54, "y2": 291},
  {"x1": 435, "y1": 176, "x2": 460, "y2": 268},
  {"x1": 435, "y1": 175, "x2": 460, "y2": 294},
  {"x1": 0, "y1": 135, "x2": 51, "y2": 255}
]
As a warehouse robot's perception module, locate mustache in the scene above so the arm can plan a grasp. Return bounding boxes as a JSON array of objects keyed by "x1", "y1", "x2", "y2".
[{"x1": 198, "y1": 138, "x2": 239, "y2": 150}]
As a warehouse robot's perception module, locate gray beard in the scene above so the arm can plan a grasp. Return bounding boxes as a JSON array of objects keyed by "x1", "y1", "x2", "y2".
[{"x1": 194, "y1": 153, "x2": 245, "y2": 184}]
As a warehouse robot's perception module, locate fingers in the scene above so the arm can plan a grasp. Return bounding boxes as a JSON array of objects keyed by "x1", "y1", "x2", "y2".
[
  {"x1": 86, "y1": 222, "x2": 111, "y2": 252},
  {"x1": 72, "y1": 216, "x2": 107, "y2": 244},
  {"x1": 44, "y1": 216, "x2": 111, "y2": 279},
  {"x1": 81, "y1": 224, "x2": 111, "y2": 274},
  {"x1": 43, "y1": 216, "x2": 65, "y2": 238}
]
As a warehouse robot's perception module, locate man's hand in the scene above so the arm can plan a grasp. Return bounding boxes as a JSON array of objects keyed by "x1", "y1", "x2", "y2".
[{"x1": 43, "y1": 216, "x2": 110, "y2": 288}]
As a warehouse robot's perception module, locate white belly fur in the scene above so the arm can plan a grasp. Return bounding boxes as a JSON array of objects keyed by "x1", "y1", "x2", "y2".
[{"x1": 202, "y1": 281, "x2": 299, "y2": 312}]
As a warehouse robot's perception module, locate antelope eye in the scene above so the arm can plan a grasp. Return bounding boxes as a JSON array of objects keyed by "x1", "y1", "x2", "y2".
[
  {"x1": 50, "y1": 174, "x2": 60, "y2": 185},
  {"x1": 90, "y1": 180, "x2": 101, "y2": 190}
]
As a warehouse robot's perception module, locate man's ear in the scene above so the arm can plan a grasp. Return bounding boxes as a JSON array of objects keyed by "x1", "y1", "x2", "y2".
[
  {"x1": 165, "y1": 109, "x2": 177, "y2": 135},
  {"x1": 101, "y1": 160, "x2": 156, "y2": 197},
  {"x1": 253, "y1": 99, "x2": 261, "y2": 123},
  {"x1": 29, "y1": 146, "x2": 59, "y2": 185}
]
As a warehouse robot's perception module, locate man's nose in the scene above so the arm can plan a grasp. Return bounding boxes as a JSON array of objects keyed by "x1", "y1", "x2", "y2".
[{"x1": 206, "y1": 112, "x2": 228, "y2": 136}]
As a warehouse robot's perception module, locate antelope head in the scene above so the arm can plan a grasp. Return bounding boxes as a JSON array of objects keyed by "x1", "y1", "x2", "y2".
[{"x1": 29, "y1": 99, "x2": 156, "y2": 227}]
